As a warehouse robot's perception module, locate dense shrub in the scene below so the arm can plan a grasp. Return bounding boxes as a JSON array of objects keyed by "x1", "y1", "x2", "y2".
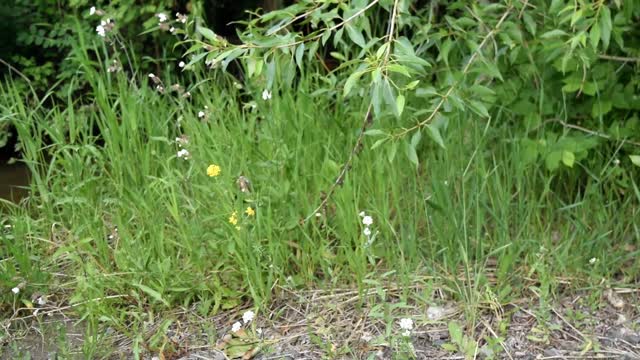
[{"x1": 181, "y1": 0, "x2": 640, "y2": 192}]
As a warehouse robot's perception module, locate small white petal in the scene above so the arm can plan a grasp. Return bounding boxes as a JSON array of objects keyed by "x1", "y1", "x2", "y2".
[
  {"x1": 198, "y1": 111, "x2": 205, "y2": 118},
  {"x1": 358, "y1": 211, "x2": 366, "y2": 217},
  {"x1": 11, "y1": 287, "x2": 20, "y2": 294},
  {"x1": 178, "y1": 61, "x2": 185, "y2": 68},
  {"x1": 398, "y1": 318, "x2": 413, "y2": 330},
  {"x1": 363, "y1": 227, "x2": 372, "y2": 236},
  {"x1": 90, "y1": 6, "x2": 96, "y2": 15},
  {"x1": 242, "y1": 310, "x2": 255, "y2": 324},
  {"x1": 362, "y1": 216, "x2": 373, "y2": 226},
  {"x1": 231, "y1": 321, "x2": 242, "y2": 333},
  {"x1": 262, "y1": 89, "x2": 271, "y2": 100}
]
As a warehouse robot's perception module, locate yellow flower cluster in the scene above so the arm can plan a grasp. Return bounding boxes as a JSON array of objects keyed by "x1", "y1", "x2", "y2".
[
  {"x1": 228, "y1": 211, "x2": 238, "y2": 225},
  {"x1": 245, "y1": 207, "x2": 255, "y2": 216},
  {"x1": 207, "y1": 164, "x2": 221, "y2": 177}
]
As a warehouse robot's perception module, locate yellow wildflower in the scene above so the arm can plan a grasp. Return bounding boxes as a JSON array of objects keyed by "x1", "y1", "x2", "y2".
[
  {"x1": 245, "y1": 207, "x2": 255, "y2": 216},
  {"x1": 207, "y1": 164, "x2": 221, "y2": 177},
  {"x1": 228, "y1": 211, "x2": 238, "y2": 225}
]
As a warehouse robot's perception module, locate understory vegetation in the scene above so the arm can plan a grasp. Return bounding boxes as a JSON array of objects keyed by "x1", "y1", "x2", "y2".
[{"x1": 1, "y1": 0, "x2": 639, "y2": 358}]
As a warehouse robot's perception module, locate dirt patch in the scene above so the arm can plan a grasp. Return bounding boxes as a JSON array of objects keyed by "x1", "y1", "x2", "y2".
[{"x1": 3, "y1": 287, "x2": 639, "y2": 359}]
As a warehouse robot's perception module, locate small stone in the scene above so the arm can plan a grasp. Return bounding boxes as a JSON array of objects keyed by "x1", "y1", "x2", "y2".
[
  {"x1": 615, "y1": 313, "x2": 628, "y2": 325},
  {"x1": 427, "y1": 305, "x2": 446, "y2": 320},
  {"x1": 605, "y1": 289, "x2": 625, "y2": 309}
]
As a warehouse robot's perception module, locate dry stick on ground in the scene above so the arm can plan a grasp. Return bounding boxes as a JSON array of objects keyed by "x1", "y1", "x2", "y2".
[{"x1": 305, "y1": 0, "x2": 401, "y2": 222}]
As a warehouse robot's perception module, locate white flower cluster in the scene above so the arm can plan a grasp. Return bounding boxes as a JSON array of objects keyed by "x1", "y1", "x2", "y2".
[
  {"x1": 177, "y1": 149, "x2": 190, "y2": 160},
  {"x1": 398, "y1": 318, "x2": 413, "y2": 337},
  {"x1": 198, "y1": 106, "x2": 209, "y2": 120},
  {"x1": 231, "y1": 310, "x2": 255, "y2": 333},
  {"x1": 262, "y1": 89, "x2": 272, "y2": 101},
  {"x1": 359, "y1": 211, "x2": 375, "y2": 246}
]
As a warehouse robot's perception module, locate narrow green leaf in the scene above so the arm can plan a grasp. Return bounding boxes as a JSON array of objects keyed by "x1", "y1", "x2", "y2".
[
  {"x1": 396, "y1": 94, "x2": 405, "y2": 116},
  {"x1": 629, "y1": 155, "x2": 640, "y2": 167},
  {"x1": 364, "y1": 129, "x2": 386, "y2": 136},
  {"x1": 345, "y1": 24, "x2": 366, "y2": 48},
  {"x1": 295, "y1": 43, "x2": 305, "y2": 69},
  {"x1": 344, "y1": 71, "x2": 364, "y2": 97},
  {"x1": 387, "y1": 141, "x2": 398, "y2": 162},
  {"x1": 589, "y1": 24, "x2": 601, "y2": 49},
  {"x1": 426, "y1": 124, "x2": 446, "y2": 149},
  {"x1": 197, "y1": 27, "x2": 217, "y2": 42},
  {"x1": 600, "y1": 6, "x2": 612, "y2": 49},
  {"x1": 523, "y1": 12, "x2": 537, "y2": 35},
  {"x1": 562, "y1": 151, "x2": 575, "y2": 167},
  {"x1": 468, "y1": 100, "x2": 489, "y2": 118},
  {"x1": 410, "y1": 129, "x2": 421, "y2": 148},
  {"x1": 133, "y1": 284, "x2": 169, "y2": 306},
  {"x1": 406, "y1": 141, "x2": 419, "y2": 167},
  {"x1": 541, "y1": 29, "x2": 568, "y2": 38},
  {"x1": 405, "y1": 80, "x2": 420, "y2": 90},
  {"x1": 371, "y1": 138, "x2": 387, "y2": 150}
]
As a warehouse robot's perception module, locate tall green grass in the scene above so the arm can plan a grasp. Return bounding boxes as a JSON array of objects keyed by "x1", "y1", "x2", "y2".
[{"x1": 1, "y1": 40, "x2": 639, "y2": 355}]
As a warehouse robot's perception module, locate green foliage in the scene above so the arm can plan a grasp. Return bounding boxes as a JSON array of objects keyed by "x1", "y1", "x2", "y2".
[
  {"x1": 1, "y1": 0, "x2": 640, "y2": 357},
  {"x1": 1, "y1": 0, "x2": 178, "y2": 95},
  {"x1": 181, "y1": 0, "x2": 640, "y2": 190}
]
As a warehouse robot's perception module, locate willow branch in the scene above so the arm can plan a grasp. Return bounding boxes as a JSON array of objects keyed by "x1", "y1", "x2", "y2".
[{"x1": 394, "y1": 6, "x2": 513, "y2": 139}]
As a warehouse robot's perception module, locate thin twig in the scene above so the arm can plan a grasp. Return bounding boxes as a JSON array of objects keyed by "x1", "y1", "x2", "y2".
[
  {"x1": 598, "y1": 54, "x2": 640, "y2": 63},
  {"x1": 305, "y1": 104, "x2": 373, "y2": 222},
  {"x1": 536, "y1": 118, "x2": 640, "y2": 147},
  {"x1": 304, "y1": 0, "x2": 400, "y2": 222},
  {"x1": 0, "y1": 58, "x2": 32, "y2": 83}
]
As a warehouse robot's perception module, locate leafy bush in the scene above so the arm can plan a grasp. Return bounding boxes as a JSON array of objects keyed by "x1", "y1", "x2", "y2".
[{"x1": 180, "y1": 0, "x2": 640, "y2": 191}]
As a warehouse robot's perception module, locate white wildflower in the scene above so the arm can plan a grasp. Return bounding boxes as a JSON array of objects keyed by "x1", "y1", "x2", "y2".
[
  {"x1": 36, "y1": 296, "x2": 47, "y2": 306},
  {"x1": 589, "y1": 257, "x2": 597, "y2": 265},
  {"x1": 198, "y1": 111, "x2": 205, "y2": 118},
  {"x1": 148, "y1": 73, "x2": 156, "y2": 78},
  {"x1": 231, "y1": 321, "x2": 242, "y2": 333},
  {"x1": 176, "y1": 12, "x2": 187, "y2": 23},
  {"x1": 11, "y1": 287, "x2": 19, "y2": 294},
  {"x1": 178, "y1": 61, "x2": 185, "y2": 68},
  {"x1": 399, "y1": 318, "x2": 413, "y2": 336},
  {"x1": 242, "y1": 310, "x2": 255, "y2": 324},
  {"x1": 362, "y1": 215, "x2": 373, "y2": 226},
  {"x1": 156, "y1": 13, "x2": 168, "y2": 23},
  {"x1": 359, "y1": 211, "x2": 366, "y2": 217},
  {"x1": 177, "y1": 149, "x2": 190, "y2": 160},
  {"x1": 90, "y1": 6, "x2": 96, "y2": 15},
  {"x1": 96, "y1": 25, "x2": 106, "y2": 37},
  {"x1": 363, "y1": 227, "x2": 372, "y2": 236},
  {"x1": 614, "y1": 158, "x2": 620, "y2": 166},
  {"x1": 262, "y1": 89, "x2": 272, "y2": 100},
  {"x1": 169, "y1": 26, "x2": 176, "y2": 33}
]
